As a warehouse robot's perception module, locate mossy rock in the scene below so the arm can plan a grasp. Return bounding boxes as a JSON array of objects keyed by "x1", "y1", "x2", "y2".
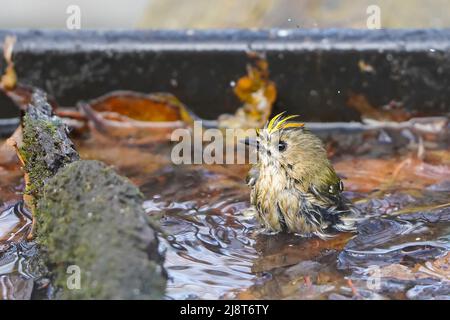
[
  {"x1": 19, "y1": 91, "x2": 79, "y2": 201},
  {"x1": 19, "y1": 91, "x2": 166, "y2": 299},
  {"x1": 37, "y1": 160, "x2": 166, "y2": 299}
]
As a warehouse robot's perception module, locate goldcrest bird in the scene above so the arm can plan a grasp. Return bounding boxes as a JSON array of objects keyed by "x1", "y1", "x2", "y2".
[{"x1": 245, "y1": 113, "x2": 358, "y2": 239}]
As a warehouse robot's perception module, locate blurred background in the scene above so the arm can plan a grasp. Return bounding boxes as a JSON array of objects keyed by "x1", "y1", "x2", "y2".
[{"x1": 0, "y1": 0, "x2": 449, "y2": 29}]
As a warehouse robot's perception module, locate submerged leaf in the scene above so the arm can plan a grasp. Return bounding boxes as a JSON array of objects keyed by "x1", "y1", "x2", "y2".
[
  {"x1": 87, "y1": 91, "x2": 193, "y2": 123},
  {"x1": 334, "y1": 152, "x2": 450, "y2": 193},
  {"x1": 80, "y1": 91, "x2": 194, "y2": 143}
]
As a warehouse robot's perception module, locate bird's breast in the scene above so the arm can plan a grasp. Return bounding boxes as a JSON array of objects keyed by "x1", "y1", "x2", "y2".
[{"x1": 251, "y1": 165, "x2": 289, "y2": 231}]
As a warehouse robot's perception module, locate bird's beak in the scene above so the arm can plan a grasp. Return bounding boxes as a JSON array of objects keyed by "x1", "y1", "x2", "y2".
[{"x1": 241, "y1": 137, "x2": 258, "y2": 147}]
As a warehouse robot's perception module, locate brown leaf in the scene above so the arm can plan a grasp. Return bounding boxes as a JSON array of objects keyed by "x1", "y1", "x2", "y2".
[
  {"x1": 252, "y1": 232, "x2": 353, "y2": 273},
  {"x1": 88, "y1": 91, "x2": 192, "y2": 122},
  {"x1": 0, "y1": 36, "x2": 17, "y2": 90},
  {"x1": 218, "y1": 54, "x2": 277, "y2": 129},
  {"x1": 378, "y1": 264, "x2": 426, "y2": 281},
  {"x1": 334, "y1": 152, "x2": 450, "y2": 193},
  {"x1": 347, "y1": 93, "x2": 412, "y2": 122},
  {"x1": 416, "y1": 252, "x2": 450, "y2": 281},
  {"x1": 80, "y1": 91, "x2": 193, "y2": 143}
]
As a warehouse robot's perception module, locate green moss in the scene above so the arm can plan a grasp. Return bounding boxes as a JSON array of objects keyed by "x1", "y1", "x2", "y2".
[
  {"x1": 19, "y1": 91, "x2": 166, "y2": 299},
  {"x1": 19, "y1": 108, "x2": 79, "y2": 201},
  {"x1": 36, "y1": 160, "x2": 166, "y2": 299}
]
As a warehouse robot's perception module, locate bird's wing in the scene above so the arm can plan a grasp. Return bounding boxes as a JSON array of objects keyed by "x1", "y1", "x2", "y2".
[
  {"x1": 278, "y1": 189, "x2": 331, "y2": 236},
  {"x1": 309, "y1": 179, "x2": 344, "y2": 207},
  {"x1": 309, "y1": 180, "x2": 358, "y2": 232},
  {"x1": 246, "y1": 165, "x2": 260, "y2": 187}
]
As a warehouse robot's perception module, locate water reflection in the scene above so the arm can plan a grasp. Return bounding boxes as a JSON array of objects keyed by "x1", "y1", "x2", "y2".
[
  {"x1": 0, "y1": 123, "x2": 449, "y2": 299},
  {"x1": 0, "y1": 202, "x2": 36, "y2": 299},
  {"x1": 141, "y1": 169, "x2": 259, "y2": 299}
]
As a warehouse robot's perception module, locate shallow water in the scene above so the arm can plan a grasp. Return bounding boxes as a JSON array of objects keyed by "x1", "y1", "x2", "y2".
[{"x1": 0, "y1": 123, "x2": 449, "y2": 300}]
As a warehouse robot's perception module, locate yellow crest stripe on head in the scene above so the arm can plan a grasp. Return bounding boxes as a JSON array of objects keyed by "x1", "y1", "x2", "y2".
[
  {"x1": 266, "y1": 112, "x2": 285, "y2": 134},
  {"x1": 266, "y1": 113, "x2": 304, "y2": 134},
  {"x1": 272, "y1": 114, "x2": 300, "y2": 132},
  {"x1": 283, "y1": 122, "x2": 305, "y2": 129}
]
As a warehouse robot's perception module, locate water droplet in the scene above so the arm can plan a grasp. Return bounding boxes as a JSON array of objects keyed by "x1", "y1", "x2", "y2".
[
  {"x1": 277, "y1": 30, "x2": 289, "y2": 37},
  {"x1": 230, "y1": 81, "x2": 236, "y2": 87}
]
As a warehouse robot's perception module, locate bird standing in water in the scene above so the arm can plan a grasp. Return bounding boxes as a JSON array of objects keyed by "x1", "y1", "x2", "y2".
[{"x1": 245, "y1": 113, "x2": 358, "y2": 239}]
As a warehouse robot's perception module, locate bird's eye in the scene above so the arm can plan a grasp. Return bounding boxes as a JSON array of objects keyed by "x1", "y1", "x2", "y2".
[{"x1": 278, "y1": 141, "x2": 287, "y2": 152}]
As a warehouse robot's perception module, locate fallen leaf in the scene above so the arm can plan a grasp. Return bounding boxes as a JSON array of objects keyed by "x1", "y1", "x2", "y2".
[
  {"x1": 416, "y1": 252, "x2": 450, "y2": 281},
  {"x1": 80, "y1": 91, "x2": 193, "y2": 143},
  {"x1": 218, "y1": 53, "x2": 276, "y2": 129},
  {"x1": 334, "y1": 152, "x2": 450, "y2": 193},
  {"x1": 347, "y1": 94, "x2": 412, "y2": 122},
  {"x1": 0, "y1": 36, "x2": 17, "y2": 90}
]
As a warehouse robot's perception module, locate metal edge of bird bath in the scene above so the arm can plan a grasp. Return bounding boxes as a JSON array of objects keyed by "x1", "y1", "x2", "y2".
[{"x1": 0, "y1": 29, "x2": 449, "y2": 130}]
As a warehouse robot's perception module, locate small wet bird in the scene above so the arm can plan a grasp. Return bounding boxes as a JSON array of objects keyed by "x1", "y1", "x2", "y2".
[{"x1": 245, "y1": 113, "x2": 358, "y2": 239}]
